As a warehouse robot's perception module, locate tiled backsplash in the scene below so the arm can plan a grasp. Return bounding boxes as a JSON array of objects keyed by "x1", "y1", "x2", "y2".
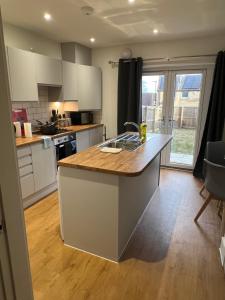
[{"x1": 11, "y1": 86, "x2": 64, "y2": 125}]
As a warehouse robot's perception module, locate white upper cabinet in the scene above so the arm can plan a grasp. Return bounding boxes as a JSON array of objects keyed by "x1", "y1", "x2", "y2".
[
  {"x1": 35, "y1": 53, "x2": 62, "y2": 86},
  {"x1": 7, "y1": 47, "x2": 38, "y2": 102},
  {"x1": 77, "y1": 65, "x2": 102, "y2": 110},
  {"x1": 7, "y1": 46, "x2": 102, "y2": 107},
  {"x1": 62, "y1": 61, "x2": 78, "y2": 100}
]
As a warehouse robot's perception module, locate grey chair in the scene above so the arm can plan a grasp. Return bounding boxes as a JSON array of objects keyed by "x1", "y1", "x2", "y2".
[{"x1": 194, "y1": 141, "x2": 225, "y2": 236}]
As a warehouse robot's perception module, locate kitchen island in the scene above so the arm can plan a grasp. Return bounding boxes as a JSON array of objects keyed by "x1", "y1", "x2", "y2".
[{"x1": 58, "y1": 133, "x2": 172, "y2": 262}]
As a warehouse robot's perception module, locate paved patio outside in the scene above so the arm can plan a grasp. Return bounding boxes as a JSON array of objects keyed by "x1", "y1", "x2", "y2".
[{"x1": 170, "y1": 152, "x2": 193, "y2": 166}]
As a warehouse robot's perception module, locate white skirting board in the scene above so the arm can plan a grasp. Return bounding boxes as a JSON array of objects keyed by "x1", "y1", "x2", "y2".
[{"x1": 219, "y1": 237, "x2": 225, "y2": 271}]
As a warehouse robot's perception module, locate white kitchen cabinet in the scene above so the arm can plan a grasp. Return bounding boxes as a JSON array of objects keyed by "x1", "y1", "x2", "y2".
[
  {"x1": 76, "y1": 130, "x2": 90, "y2": 152},
  {"x1": 17, "y1": 145, "x2": 35, "y2": 199},
  {"x1": 7, "y1": 47, "x2": 38, "y2": 101},
  {"x1": 17, "y1": 143, "x2": 57, "y2": 207},
  {"x1": 77, "y1": 64, "x2": 102, "y2": 110},
  {"x1": 20, "y1": 174, "x2": 35, "y2": 199},
  {"x1": 62, "y1": 61, "x2": 78, "y2": 100},
  {"x1": 31, "y1": 143, "x2": 57, "y2": 192},
  {"x1": 89, "y1": 127, "x2": 103, "y2": 146},
  {"x1": 35, "y1": 53, "x2": 62, "y2": 86},
  {"x1": 76, "y1": 127, "x2": 103, "y2": 152}
]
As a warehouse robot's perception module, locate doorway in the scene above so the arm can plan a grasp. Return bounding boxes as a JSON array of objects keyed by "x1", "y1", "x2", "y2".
[{"x1": 142, "y1": 69, "x2": 205, "y2": 169}]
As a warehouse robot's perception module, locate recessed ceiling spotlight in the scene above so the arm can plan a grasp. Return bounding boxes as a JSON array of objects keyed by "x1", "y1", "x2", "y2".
[
  {"x1": 90, "y1": 37, "x2": 95, "y2": 43},
  {"x1": 44, "y1": 13, "x2": 52, "y2": 21},
  {"x1": 153, "y1": 29, "x2": 159, "y2": 34},
  {"x1": 128, "y1": 0, "x2": 135, "y2": 3}
]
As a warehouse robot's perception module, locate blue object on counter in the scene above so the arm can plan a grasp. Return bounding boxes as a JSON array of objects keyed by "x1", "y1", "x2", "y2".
[{"x1": 42, "y1": 136, "x2": 52, "y2": 149}]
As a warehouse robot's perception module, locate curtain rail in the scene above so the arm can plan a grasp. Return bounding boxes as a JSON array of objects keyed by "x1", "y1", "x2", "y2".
[{"x1": 108, "y1": 54, "x2": 216, "y2": 67}]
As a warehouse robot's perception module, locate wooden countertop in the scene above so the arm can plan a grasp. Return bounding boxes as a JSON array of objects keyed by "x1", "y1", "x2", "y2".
[
  {"x1": 16, "y1": 124, "x2": 104, "y2": 148},
  {"x1": 16, "y1": 135, "x2": 43, "y2": 147},
  {"x1": 58, "y1": 133, "x2": 172, "y2": 176}
]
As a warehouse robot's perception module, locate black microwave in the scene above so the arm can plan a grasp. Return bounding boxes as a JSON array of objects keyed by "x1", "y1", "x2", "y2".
[{"x1": 69, "y1": 111, "x2": 93, "y2": 125}]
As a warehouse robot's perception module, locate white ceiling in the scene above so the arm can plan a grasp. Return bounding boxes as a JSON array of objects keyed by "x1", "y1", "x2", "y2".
[{"x1": 1, "y1": 0, "x2": 225, "y2": 48}]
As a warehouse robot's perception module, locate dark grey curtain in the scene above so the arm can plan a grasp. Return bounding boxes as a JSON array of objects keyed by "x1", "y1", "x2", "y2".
[
  {"x1": 193, "y1": 51, "x2": 225, "y2": 178},
  {"x1": 117, "y1": 57, "x2": 143, "y2": 134}
]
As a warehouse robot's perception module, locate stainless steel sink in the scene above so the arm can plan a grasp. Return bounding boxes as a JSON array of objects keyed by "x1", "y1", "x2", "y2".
[{"x1": 99, "y1": 133, "x2": 143, "y2": 151}]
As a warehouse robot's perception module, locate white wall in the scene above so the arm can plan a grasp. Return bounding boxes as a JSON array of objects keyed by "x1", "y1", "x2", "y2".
[
  {"x1": 92, "y1": 34, "x2": 225, "y2": 138},
  {"x1": 3, "y1": 23, "x2": 61, "y2": 59}
]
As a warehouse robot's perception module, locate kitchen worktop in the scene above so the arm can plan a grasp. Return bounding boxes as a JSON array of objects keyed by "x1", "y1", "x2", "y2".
[
  {"x1": 58, "y1": 133, "x2": 172, "y2": 176},
  {"x1": 15, "y1": 124, "x2": 104, "y2": 148}
]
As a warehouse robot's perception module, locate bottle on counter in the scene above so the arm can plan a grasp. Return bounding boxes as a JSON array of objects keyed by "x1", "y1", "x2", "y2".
[
  {"x1": 13, "y1": 121, "x2": 22, "y2": 137},
  {"x1": 140, "y1": 123, "x2": 147, "y2": 143}
]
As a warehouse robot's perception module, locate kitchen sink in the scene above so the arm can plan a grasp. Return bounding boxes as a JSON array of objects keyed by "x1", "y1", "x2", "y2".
[{"x1": 99, "y1": 133, "x2": 144, "y2": 151}]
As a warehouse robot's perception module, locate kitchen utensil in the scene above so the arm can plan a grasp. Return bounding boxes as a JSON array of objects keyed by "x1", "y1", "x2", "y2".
[{"x1": 36, "y1": 120, "x2": 58, "y2": 135}]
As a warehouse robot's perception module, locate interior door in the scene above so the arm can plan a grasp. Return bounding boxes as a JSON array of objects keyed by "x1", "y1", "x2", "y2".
[
  {"x1": 0, "y1": 188, "x2": 15, "y2": 300},
  {"x1": 0, "y1": 8, "x2": 33, "y2": 299},
  {"x1": 165, "y1": 70, "x2": 205, "y2": 168}
]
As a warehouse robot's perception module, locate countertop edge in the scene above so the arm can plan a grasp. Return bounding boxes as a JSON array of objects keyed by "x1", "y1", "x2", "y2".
[{"x1": 16, "y1": 138, "x2": 42, "y2": 148}]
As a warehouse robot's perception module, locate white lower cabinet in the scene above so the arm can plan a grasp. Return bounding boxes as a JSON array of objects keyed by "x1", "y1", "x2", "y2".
[
  {"x1": 20, "y1": 174, "x2": 35, "y2": 199},
  {"x1": 76, "y1": 126, "x2": 103, "y2": 152},
  {"x1": 89, "y1": 127, "x2": 103, "y2": 146},
  {"x1": 17, "y1": 143, "x2": 57, "y2": 205},
  {"x1": 31, "y1": 143, "x2": 57, "y2": 192},
  {"x1": 17, "y1": 128, "x2": 102, "y2": 204},
  {"x1": 76, "y1": 130, "x2": 90, "y2": 152}
]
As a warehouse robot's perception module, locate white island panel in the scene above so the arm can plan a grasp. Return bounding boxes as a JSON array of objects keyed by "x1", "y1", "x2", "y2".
[{"x1": 58, "y1": 166, "x2": 119, "y2": 261}]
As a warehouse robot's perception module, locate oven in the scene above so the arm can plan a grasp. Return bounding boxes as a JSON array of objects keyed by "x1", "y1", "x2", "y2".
[{"x1": 53, "y1": 132, "x2": 77, "y2": 161}]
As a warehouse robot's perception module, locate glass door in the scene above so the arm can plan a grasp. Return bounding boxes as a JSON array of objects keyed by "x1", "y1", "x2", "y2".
[
  {"x1": 142, "y1": 69, "x2": 206, "y2": 169},
  {"x1": 166, "y1": 71, "x2": 205, "y2": 168},
  {"x1": 142, "y1": 73, "x2": 168, "y2": 133}
]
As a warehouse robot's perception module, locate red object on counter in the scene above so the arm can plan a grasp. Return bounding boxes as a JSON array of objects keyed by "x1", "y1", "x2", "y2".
[{"x1": 12, "y1": 108, "x2": 28, "y2": 136}]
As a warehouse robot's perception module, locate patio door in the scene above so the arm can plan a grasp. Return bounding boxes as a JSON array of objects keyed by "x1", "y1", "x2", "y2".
[
  {"x1": 142, "y1": 69, "x2": 206, "y2": 169},
  {"x1": 142, "y1": 72, "x2": 169, "y2": 134}
]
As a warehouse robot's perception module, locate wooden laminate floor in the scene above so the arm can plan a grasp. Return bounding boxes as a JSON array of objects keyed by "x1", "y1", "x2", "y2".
[{"x1": 24, "y1": 169, "x2": 225, "y2": 300}]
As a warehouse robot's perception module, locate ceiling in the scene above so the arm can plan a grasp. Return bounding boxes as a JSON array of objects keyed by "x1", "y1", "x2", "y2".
[{"x1": 1, "y1": 0, "x2": 225, "y2": 48}]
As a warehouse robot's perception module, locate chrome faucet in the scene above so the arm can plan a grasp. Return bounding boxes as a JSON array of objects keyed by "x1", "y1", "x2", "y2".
[{"x1": 124, "y1": 122, "x2": 141, "y2": 139}]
